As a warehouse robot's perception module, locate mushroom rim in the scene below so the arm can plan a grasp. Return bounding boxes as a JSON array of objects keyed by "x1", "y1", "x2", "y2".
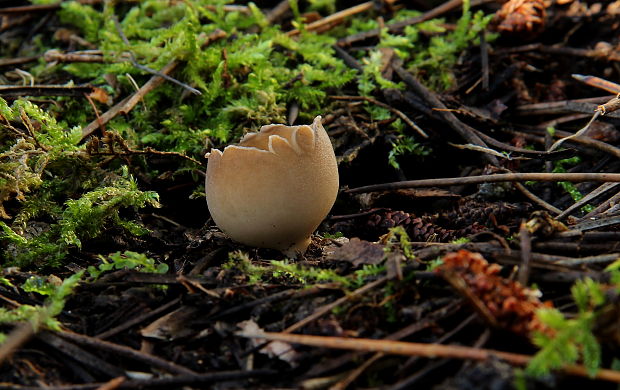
[{"x1": 204, "y1": 115, "x2": 324, "y2": 159}]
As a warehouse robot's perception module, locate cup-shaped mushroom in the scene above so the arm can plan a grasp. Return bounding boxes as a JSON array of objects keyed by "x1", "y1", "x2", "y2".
[{"x1": 206, "y1": 116, "x2": 339, "y2": 255}]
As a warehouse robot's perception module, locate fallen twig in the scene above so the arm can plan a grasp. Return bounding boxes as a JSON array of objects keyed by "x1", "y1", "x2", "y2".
[
  {"x1": 0, "y1": 322, "x2": 34, "y2": 366},
  {"x1": 0, "y1": 370, "x2": 276, "y2": 390},
  {"x1": 331, "y1": 95, "x2": 428, "y2": 138},
  {"x1": 392, "y1": 64, "x2": 498, "y2": 165},
  {"x1": 347, "y1": 173, "x2": 620, "y2": 194},
  {"x1": 287, "y1": 1, "x2": 377, "y2": 36},
  {"x1": 239, "y1": 331, "x2": 620, "y2": 383},
  {"x1": 80, "y1": 29, "x2": 227, "y2": 140},
  {"x1": 337, "y1": 0, "x2": 493, "y2": 47},
  {"x1": 0, "y1": 84, "x2": 96, "y2": 97},
  {"x1": 56, "y1": 330, "x2": 198, "y2": 376}
]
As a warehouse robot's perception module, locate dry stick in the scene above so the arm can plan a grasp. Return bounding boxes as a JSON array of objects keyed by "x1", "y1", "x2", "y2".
[
  {"x1": 80, "y1": 29, "x2": 227, "y2": 140},
  {"x1": 556, "y1": 182, "x2": 620, "y2": 220},
  {"x1": 57, "y1": 330, "x2": 198, "y2": 376},
  {"x1": 539, "y1": 113, "x2": 591, "y2": 128},
  {"x1": 284, "y1": 277, "x2": 387, "y2": 333},
  {"x1": 504, "y1": 127, "x2": 620, "y2": 160},
  {"x1": 0, "y1": 85, "x2": 95, "y2": 97},
  {"x1": 559, "y1": 216, "x2": 620, "y2": 238},
  {"x1": 395, "y1": 313, "x2": 478, "y2": 379},
  {"x1": 555, "y1": 253, "x2": 620, "y2": 267},
  {"x1": 468, "y1": 127, "x2": 573, "y2": 160},
  {"x1": 299, "y1": 299, "x2": 460, "y2": 380},
  {"x1": 517, "y1": 221, "x2": 532, "y2": 286},
  {"x1": 558, "y1": 133, "x2": 620, "y2": 160},
  {"x1": 0, "y1": 322, "x2": 34, "y2": 365},
  {"x1": 0, "y1": 55, "x2": 38, "y2": 67},
  {"x1": 243, "y1": 279, "x2": 388, "y2": 366},
  {"x1": 597, "y1": 94, "x2": 620, "y2": 115},
  {"x1": 0, "y1": 0, "x2": 107, "y2": 13},
  {"x1": 37, "y1": 332, "x2": 126, "y2": 377},
  {"x1": 572, "y1": 74, "x2": 620, "y2": 94},
  {"x1": 337, "y1": 0, "x2": 493, "y2": 46},
  {"x1": 331, "y1": 95, "x2": 428, "y2": 138},
  {"x1": 540, "y1": 45, "x2": 620, "y2": 62},
  {"x1": 347, "y1": 173, "x2": 620, "y2": 194},
  {"x1": 44, "y1": 49, "x2": 107, "y2": 63},
  {"x1": 494, "y1": 44, "x2": 620, "y2": 62},
  {"x1": 392, "y1": 64, "x2": 498, "y2": 166},
  {"x1": 94, "y1": 377, "x2": 125, "y2": 390},
  {"x1": 95, "y1": 297, "x2": 181, "y2": 339},
  {"x1": 112, "y1": 17, "x2": 200, "y2": 95},
  {"x1": 84, "y1": 92, "x2": 105, "y2": 133},
  {"x1": 287, "y1": 1, "x2": 377, "y2": 36},
  {"x1": 265, "y1": 0, "x2": 290, "y2": 24},
  {"x1": 89, "y1": 146, "x2": 204, "y2": 167},
  {"x1": 582, "y1": 190, "x2": 620, "y2": 220},
  {"x1": 479, "y1": 30, "x2": 489, "y2": 90},
  {"x1": 209, "y1": 285, "x2": 328, "y2": 321},
  {"x1": 2, "y1": 370, "x2": 276, "y2": 390},
  {"x1": 334, "y1": 302, "x2": 467, "y2": 390},
  {"x1": 242, "y1": 332, "x2": 620, "y2": 383},
  {"x1": 514, "y1": 96, "x2": 615, "y2": 116},
  {"x1": 513, "y1": 182, "x2": 562, "y2": 215},
  {"x1": 548, "y1": 111, "x2": 601, "y2": 152}
]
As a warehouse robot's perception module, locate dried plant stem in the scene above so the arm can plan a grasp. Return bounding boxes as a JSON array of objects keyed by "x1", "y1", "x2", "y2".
[
  {"x1": 57, "y1": 330, "x2": 198, "y2": 376},
  {"x1": 283, "y1": 277, "x2": 387, "y2": 333},
  {"x1": 287, "y1": 1, "x2": 388, "y2": 36},
  {"x1": 513, "y1": 182, "x2": 562, "y2": 215},
  {"x1": 331, "y1": 95, "x2": 428, "y2": 138},
  {"x1": 392, "y1": 64, "x2": 498, "y2": 166},
  {"x1": 241, "y1": 332, "x2": 620, "y2": 383},
  {"x1": 0, "y1": 322, "x2": 34, "y2": 365},
  {"x1": 80, "y1": 29, "x2": 226, "y2": 140},
  {"x1": 347, "y1": 173, "x2": 620, "y2": 194},
  {"x1": 93, "y1": 377, "x2": 125, "y2": 390}
]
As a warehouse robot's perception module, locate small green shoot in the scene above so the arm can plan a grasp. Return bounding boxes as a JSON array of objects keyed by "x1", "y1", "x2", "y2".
[
  {"x1": 88, "y1": 251, "x2": 169, "y2": 280},
  {"x1": 527, "y1": 278, "x2": 604, "y2": 377},
  {"x1": 0, "y1": 271, "x2": 83, "y2": 340},
  {"x1": 552, "y1": 157, "x2": 594, "y2": 213},
  {"x1": 383, "y1": 226, "x2": 415, "y2": 260}
]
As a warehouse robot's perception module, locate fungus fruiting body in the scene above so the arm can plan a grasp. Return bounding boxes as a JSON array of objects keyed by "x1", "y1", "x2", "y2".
[{"x1": 206, "y1": 116, "x2": 339, "y2": 255}]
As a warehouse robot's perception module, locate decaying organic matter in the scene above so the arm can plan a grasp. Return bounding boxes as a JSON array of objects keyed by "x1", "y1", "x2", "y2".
[{"x1": 2, "y1": 0, "x2": 620, "y2": 388}]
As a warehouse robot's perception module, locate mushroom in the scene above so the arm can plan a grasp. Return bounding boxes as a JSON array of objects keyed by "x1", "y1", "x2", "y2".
[{"x1": 206, "y1": 116, "x2": 339, "y2": 255}]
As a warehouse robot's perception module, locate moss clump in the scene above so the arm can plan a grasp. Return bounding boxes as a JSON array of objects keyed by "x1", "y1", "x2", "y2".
[{"x1": 0, "y1": 99, "x2": 159, "y2": 268}]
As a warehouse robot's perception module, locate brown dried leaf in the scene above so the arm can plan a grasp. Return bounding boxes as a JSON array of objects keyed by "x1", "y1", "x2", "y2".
[
  {"x1": 328, "y1": 237, "x2": 385, "y2": 266},
  {"x1": 89, "y1": 86, "x2": 112, "y2": 105},
  {"x1": 140, "y1": 306, "x2": 200, "y2": 341}
]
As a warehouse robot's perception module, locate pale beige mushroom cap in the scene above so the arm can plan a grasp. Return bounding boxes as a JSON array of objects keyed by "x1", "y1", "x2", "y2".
[{"x1": 206, "y1": 116, "x2": 339, "y2": 255}]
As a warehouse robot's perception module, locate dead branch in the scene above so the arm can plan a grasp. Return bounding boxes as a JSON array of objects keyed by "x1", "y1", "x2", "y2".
[
  {"x1": 347, "y1": 173, "x2": 620, "y2": 194},
  {"x1": 239, "y1": 331, "x2": 620, "y2": 383}
]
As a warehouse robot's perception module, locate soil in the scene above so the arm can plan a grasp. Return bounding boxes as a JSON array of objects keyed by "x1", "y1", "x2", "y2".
[{"x1": 1, "y1": 1, "x2": 620, "y2": 389}]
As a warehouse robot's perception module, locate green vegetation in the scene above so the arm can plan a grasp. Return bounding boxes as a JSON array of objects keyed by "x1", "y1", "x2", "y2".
[
  {"x1": 383, "y1": 226, "x2": 415, "y2": 260},
  {"x1": 1, "y1": 0, "x2": 497, "y2": 270},
  {"x1": 528, "y1": 277, "x2": 603, "y2": 377},
  {"x1": 88, "y1": 250, "x2": 169, "y2": 280},
  {"x1": 552, "y1": 156, "x2": 594, "y2": 213},
  {"x1": 224, "y1": 250, "x2": 386, "y2": 289},
  {"x1": 0, "y1": 271, "x2": 83, "y2": 342}
]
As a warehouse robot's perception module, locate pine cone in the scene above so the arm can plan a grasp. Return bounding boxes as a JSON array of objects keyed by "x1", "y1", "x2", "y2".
[
  {"x1": 367, "y1": 210, "x2": 455, "y2": 242},
  {"x1": 440, "y1": 199, "x2": 531, "y2": 232}
]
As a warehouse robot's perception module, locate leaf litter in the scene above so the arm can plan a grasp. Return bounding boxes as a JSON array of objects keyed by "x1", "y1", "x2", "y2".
[{"x1": 1, "y1": 0, "x2": 620, "y2": 389}]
